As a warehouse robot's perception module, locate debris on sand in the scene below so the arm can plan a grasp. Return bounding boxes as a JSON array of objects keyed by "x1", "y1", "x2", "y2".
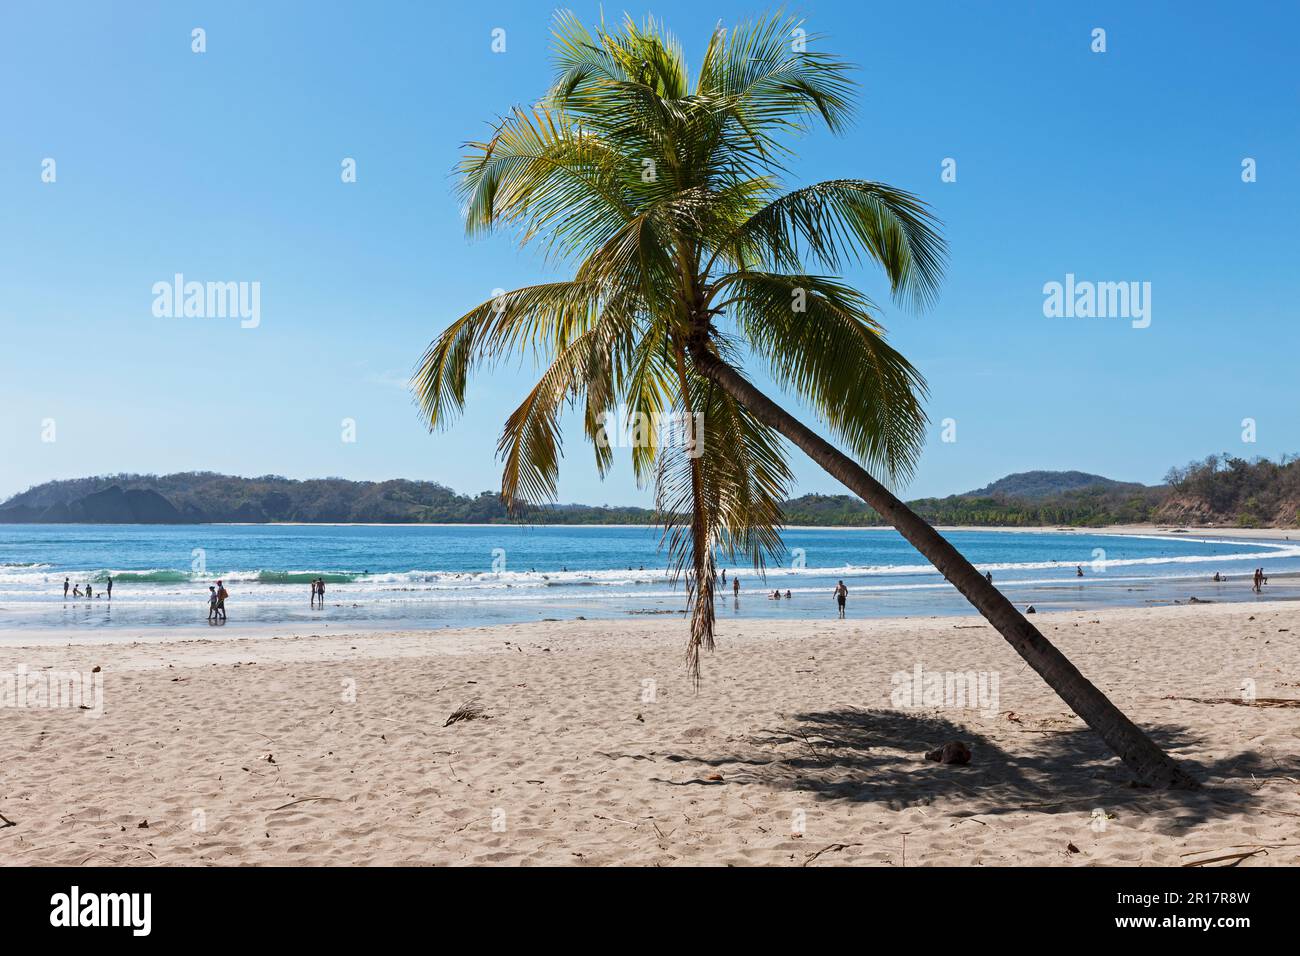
[
  {"x1": 444, "y1": 697, "x2": 491, "y2": 727},
  {"x1": 925, "y1": 741, "x2": 972, "y2": 765}
]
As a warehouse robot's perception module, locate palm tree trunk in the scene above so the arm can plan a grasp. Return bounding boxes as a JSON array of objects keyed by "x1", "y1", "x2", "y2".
[{"x1": 690, "y1": 347, "x2": 1199, "y2": 790}]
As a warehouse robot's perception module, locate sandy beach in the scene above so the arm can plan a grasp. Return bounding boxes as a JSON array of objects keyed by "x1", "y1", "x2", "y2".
[{"x1": 3, "y1": 600, "x2": 1298, "y2": 866}]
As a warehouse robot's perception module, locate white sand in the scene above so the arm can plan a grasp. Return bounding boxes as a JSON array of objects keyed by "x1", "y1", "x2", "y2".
[{"x1": 2, "y1": 601, "x2": 1298, "y2": 866}]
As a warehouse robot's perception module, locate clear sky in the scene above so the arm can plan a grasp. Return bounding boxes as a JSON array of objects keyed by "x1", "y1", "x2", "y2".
[{"x1": 2, "y1": 1, "x2": 1296, "y2": 506}]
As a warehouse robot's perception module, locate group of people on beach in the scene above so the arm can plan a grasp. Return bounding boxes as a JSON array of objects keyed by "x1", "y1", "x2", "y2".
[
  {"x1": 721, "y1": 572, "x2": 851, "y2": 618},
  {"x1": 1205, "y1": 568, "x2": 1268, "y2": 591},
  {"x1": 63, "y1": 576, "x2": 111, "y2": 600},
  {"x1": 309, "y1": 578, "x2": 328, "y2": 606}
]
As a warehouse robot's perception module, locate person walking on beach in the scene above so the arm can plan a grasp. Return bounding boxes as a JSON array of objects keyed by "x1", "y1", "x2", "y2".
[
  {"x1": 732, "y1": 577, "x2": 739, "y2": 598},
  {"x1": 208, "y1": 586, "x2": 219, "y2": 621},
  {"x1": 215, "y1": 580, "x2": 228, "y2": 620},
  {"x1": 63, "y1": 578, "x2": 69, "y2": 598},
  {"x1": 106, "y1": 576, "x2": 112, "y2": 600},
  {"x1": 833, "y1": 580, "x2": 848, "y2": 619}
]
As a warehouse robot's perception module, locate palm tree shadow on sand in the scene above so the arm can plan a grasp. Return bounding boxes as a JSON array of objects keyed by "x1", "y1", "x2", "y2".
[{"x1": 653, "y1": 709, "x2": 1292, "y2": 832}]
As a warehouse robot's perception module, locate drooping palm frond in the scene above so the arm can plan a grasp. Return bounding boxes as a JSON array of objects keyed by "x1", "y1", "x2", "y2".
[
  {"x1": 655, "y1": 349, "x2": 792, "y2": 681},
  {"x1": 498, "y1": 327, "x2": 607, "y2": 510},
  {"x1": 711, "y1": 271, "x2": 928, "y2": 483},
  {"x1": 412, "y1": 281, "x2": 605, "y2": 430}
]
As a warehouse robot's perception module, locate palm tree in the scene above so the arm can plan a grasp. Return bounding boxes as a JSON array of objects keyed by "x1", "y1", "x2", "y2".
[{"x1": 414, "y1": 12, "x2": 1198, "y2": 789}]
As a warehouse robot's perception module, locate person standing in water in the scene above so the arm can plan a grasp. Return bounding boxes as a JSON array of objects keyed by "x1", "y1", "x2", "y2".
[
  {"x1": 317, "y1": 578, "x2": 326, "y2": 603},
  {"x1": 833, "y1": 580, "x2": 848, "y2": 618},
  {"x1": 63, "y1": 578, "x2": 69, "y2": 598},
  {"x1": 106, "y1": 576, "x2": 112, "y2": 600},
  {"x1": 215, "y1": 580, "x2": 228, "y2": 620},
  {"x1": 732, "y1": 577, "x2": 740, "y2": 598},
  {"x1": 208, "y1": 586, "x2": 219, "y2": 621}
]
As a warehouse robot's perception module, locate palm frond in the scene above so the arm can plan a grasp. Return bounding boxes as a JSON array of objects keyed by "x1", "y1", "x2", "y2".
[
  {"x1": 723, "y1": 180, "x2": 947, "y2": 310},
  {"x1": 713, "y1": 271, "x2": 928, "y2": 483},
  {"x1": 412, "y1": 281, "x2": 603, "y2": 430}
]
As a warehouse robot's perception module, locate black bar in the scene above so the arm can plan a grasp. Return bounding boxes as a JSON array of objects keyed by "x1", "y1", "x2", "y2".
[{"x1": 0, "y1": 865, "x2": 1277, "y2": 940}]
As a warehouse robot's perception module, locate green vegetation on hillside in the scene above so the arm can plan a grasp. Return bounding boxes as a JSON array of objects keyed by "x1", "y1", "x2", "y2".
[{"x1": 1, "y1": 455, "x2": 1295, "y2": 527}]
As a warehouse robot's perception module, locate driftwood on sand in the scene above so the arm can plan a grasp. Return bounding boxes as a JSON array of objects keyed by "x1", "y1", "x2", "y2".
[{"x1": 444, "y1": 697, "x2": 491, "y2": 727}]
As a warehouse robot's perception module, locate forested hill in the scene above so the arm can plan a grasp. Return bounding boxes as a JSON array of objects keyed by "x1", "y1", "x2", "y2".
[
  {"x1": 0, "y1": 473, "x2": 652, "y2": 525},
  {"x1": 961, "y1": 470, "x2": 1145, "y2": 499},
  {"x1": 1, "y1": 456, "x2": 1297, "y2": 527}
]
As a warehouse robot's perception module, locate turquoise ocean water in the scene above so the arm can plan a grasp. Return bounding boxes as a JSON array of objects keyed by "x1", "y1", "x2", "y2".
[{"x1": 1, "y1": 524, "x2": 1296, "y2": 636}]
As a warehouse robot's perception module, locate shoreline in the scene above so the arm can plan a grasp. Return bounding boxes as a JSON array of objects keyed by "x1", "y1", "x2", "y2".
[
  {"x1": 4, "y1": 581, "x2": 1299, "y2": 646},
  {"x1": 4, "y1": 525, "x2": 1297, "y2": 641},
  {"x1": 3, "y1": 600, "x2": 1298, "y2": 866}
]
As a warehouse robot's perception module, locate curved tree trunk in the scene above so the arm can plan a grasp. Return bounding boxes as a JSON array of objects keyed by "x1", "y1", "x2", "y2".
[{"x1": 690, "y1": 347, "x2": 1199, "y2": 790}]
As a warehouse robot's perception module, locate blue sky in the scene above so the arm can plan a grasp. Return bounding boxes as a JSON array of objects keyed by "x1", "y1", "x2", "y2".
[{"x1": 1, "y1": 0, "x2": 1296, "y2": 506}]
